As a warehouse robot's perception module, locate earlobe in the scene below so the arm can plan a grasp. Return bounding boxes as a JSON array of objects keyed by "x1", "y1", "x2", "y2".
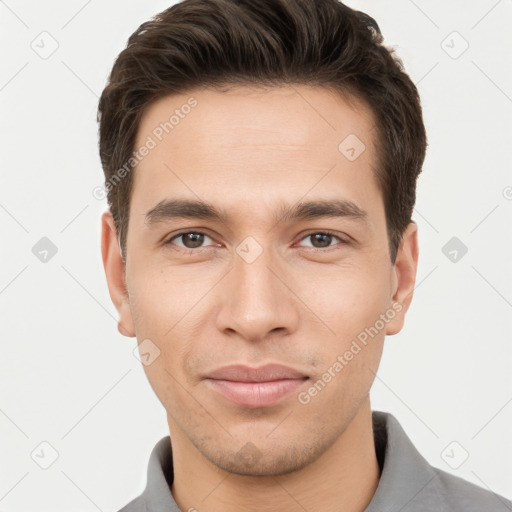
[
  {"x1": 101, "y1": 210, "x2": 136, "y2": 338},
  {"x1": 385, "y1": 221, "x2": 419, "y2": 336}
]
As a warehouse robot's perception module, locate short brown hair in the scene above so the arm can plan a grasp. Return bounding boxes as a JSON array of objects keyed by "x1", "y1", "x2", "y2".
[{"x1": 98, "y1": 0, "x2": 427, "y2": 264}]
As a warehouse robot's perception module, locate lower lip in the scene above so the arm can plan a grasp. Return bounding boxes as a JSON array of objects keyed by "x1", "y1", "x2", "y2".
[{"x1": 205, "y1": 378, "x2": 308, "y2": 408}]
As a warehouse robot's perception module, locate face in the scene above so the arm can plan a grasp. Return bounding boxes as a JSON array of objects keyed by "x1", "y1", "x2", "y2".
[{"x1": 102, "y1": 85, "x2": 418, "y2": 476}]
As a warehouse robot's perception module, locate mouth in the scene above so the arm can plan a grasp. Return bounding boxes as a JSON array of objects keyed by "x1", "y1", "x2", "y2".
[{"x1": 204, "y1": 364, "x2": 309, "y2": 408}]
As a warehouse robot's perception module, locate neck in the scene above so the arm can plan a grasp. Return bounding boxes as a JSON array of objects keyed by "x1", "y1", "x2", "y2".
[{"x1": 169, "y1": 398, "x2": 380, "y2": 512}]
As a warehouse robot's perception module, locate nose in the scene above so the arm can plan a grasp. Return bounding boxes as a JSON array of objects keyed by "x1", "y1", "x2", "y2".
[{"x1": 215, "y1": 242, "x2": 300, "y2": 343}]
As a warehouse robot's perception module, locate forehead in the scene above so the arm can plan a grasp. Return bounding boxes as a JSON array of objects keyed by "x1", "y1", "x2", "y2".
[
  {"x1": 130, "y1": 85, "x2": 382, "y2": 225},
  {"x1": 135, "y1": 84, "x2": 376, "y2": 156}
]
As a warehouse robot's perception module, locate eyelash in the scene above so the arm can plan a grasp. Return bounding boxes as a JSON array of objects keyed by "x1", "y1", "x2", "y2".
[{"x1": 164, "y1": 230, "x2": 348, "y2": 254}]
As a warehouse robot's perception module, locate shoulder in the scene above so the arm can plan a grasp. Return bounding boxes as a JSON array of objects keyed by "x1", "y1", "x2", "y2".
[
  {"x1": 368, "y1": 411, "x2": 512, "y2": 512},
  {"x1": 115, "y1": 495, "x2": 147, "y2": 512},
  {"x1": 430, "y1": 466, "x2": 512, "y2": 511}
]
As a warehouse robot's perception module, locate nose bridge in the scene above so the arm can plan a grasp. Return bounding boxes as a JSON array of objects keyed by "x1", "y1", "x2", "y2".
[
  {"x1": 236, "y1": 244, "x2": 279, "y2": 302},
  {"x1": 217, "y1": 237, "x2": 297, "y2": 341}
]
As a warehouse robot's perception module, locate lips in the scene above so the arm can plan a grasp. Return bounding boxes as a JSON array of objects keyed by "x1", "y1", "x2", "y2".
[
  {"x1": 204, "y1": 364, "x2": 309, "y2": 408},
  {"x1": 206, "y1": 364, "x2": 307, "y2": 382}
]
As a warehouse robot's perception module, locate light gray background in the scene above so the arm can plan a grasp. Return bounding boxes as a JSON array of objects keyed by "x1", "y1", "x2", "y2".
[{"x1": 1, "y1": 0, "x2": 511, "y2": 510}]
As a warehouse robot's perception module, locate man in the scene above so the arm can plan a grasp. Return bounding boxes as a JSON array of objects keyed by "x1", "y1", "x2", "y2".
[{"x1": 98, "y1": 0, "x2": 512, "y2": 510}]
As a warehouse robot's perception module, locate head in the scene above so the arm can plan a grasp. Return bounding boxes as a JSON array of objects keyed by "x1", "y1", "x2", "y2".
[{"x1": 99, "y1": 0, "x2": 426, "y2": 476}]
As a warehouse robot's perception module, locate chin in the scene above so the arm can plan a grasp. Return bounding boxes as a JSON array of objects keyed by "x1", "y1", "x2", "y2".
[{"x1": 198, "y1": 436, "x2": 324, "y2": 477}]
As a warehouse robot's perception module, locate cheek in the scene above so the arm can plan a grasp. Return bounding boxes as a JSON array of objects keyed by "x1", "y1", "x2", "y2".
[
  {"x1": 295, "y1": 258, "x2": 392, "y2": 337},
  {"x1": 301, "y1": 311, "x2": 385, "y2": 419},
  {"x1": 127, "y1": 265, "x2": 208, "y2": 383},
  {"x1": 295, "y1": 258, "x2": 390, "y2": 402},
  {"x1": 127, "y1": 260, "x2": 209, "y2": 337}
]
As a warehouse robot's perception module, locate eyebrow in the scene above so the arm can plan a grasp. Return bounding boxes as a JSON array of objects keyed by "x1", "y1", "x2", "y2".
[{"x1": 144, "y1": 198, "x2": 369, "y2": 227}]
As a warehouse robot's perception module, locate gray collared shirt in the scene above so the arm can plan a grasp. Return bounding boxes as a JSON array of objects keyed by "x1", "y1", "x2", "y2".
[{"x1": 117, "y1": 411, "x2": 512, "y2": 511}]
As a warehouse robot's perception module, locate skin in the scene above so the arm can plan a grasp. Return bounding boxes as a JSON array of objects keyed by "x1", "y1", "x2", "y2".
[{"x1": 102, "y1": 85, "x2": 418, "y2": 512}]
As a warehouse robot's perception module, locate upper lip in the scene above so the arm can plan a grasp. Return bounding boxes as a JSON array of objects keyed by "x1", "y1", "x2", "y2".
[{"x1": 205, "y1": 364, "x2": 308, "y2": 382}]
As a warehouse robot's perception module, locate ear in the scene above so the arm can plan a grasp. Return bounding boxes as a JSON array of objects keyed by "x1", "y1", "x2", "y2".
[
  {"x1": 385, "y1": 221, "x2": 419, "y2": 336},
  {"x1": 101, "y1": 209, "x2": 136, "y2": 338}
]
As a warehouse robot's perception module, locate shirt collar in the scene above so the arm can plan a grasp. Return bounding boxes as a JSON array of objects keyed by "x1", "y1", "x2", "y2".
[{"x1": 364, "y1": 411, "x2": 439, "y2": 511}]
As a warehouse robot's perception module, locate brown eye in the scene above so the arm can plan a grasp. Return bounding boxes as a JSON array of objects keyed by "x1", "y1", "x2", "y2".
[
  {"x1": 298, "y1": 231, "x2": 345, "y2": 249},
  {"x1": 167, "y1": 232, "x2": 213, "y2": 249}
]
